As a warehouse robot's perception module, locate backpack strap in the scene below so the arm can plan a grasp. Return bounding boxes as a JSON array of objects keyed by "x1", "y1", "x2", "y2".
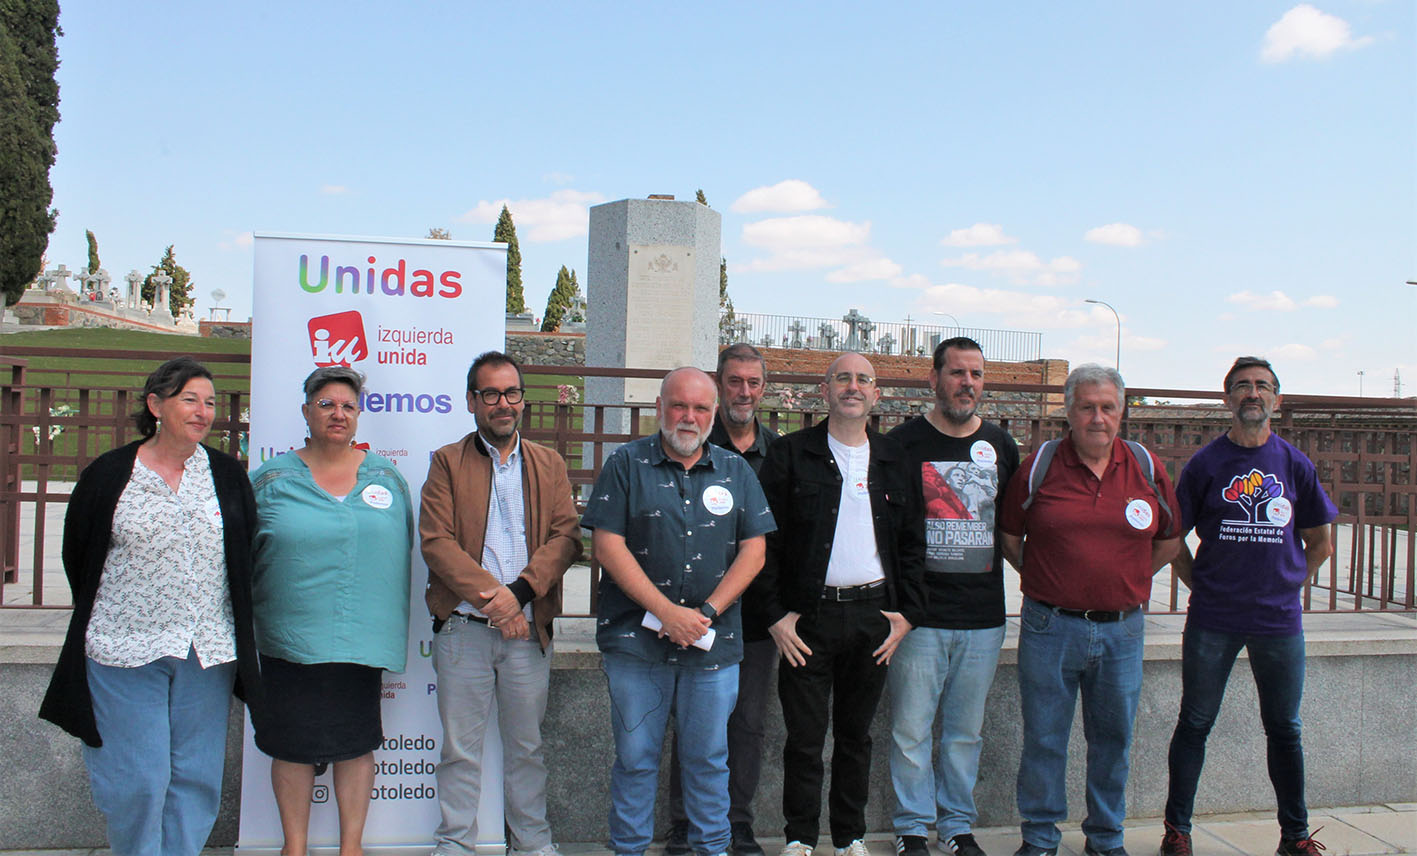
[
  {"x1": 1021, "y1": 438, "x2": 1061, "y2": 511},
  {"x1": 1123, "y1": 439, "x2": 1172, "y2": 523}
]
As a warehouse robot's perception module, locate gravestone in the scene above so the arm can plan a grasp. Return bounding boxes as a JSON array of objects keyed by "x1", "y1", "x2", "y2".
[{"x1": 585, "y1": 197, "x2": 721, "y2": 415}]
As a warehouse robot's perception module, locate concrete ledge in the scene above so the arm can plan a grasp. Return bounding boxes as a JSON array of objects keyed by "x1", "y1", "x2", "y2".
[{"x1": 3, "y1": 611, "x2": 1415, "y2": 850}]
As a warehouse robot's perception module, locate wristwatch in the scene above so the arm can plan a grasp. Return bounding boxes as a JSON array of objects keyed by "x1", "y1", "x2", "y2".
[{"x1": 698, "y1": 602, "x2": 718, "y2": 621}]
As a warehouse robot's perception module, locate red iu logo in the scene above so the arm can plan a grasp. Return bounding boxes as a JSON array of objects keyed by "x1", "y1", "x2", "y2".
[{"x1": 307, "y1": 311, "x2": 368, "y2": 367}]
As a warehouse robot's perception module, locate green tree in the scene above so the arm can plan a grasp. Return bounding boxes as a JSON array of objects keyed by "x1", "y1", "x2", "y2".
[
  {"x1": 493, "y1": 205, "x2": 524, "y2": 313},
  {"x1": 566, "y1": 269, "x2": 584, "y2": 322},
  {"x1": 541, "y1": 265, "x2": 579, "y2": 331},
  {"x1": 695, "y1": 189, "x2": 708, "y2": 205},
  {"x1": 425, "y1": 227, "x2": 451, "y2": 240},
  {"x1": 142, "y1": 245, "x2": 195, "y2": 316},
  {"x1": 0, "y1": 0, "x2": 61, "y2": 306},
  {"x1": 85, "y1": 229, "x2": 100, "y2": 273},
  {"x1": 718, "y1": 256, "x2": 738, "y2": 342}
]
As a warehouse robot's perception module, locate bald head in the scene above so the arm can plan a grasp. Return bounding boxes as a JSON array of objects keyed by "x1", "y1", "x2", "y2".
[{"x1": 822, "y1": 352, "x2": 880, "y2": 422}]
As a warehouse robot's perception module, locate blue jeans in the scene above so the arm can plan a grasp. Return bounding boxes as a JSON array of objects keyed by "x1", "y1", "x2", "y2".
[
  {"x1": 1016, "y1": 597, "x2": 1144, "y2": 852},
  {"x1": 83, "y1": 648, "x2": 237, "y2": 856},
  {"x1": 603, "y1": 652, "x2": 738, "y2": 856},
  {"x1": 888, "y1": 624, "x2": 1006, "y2": 841},
  {"x1": 1165, "y1": 625, "x2": 1308, "y2": 839}
]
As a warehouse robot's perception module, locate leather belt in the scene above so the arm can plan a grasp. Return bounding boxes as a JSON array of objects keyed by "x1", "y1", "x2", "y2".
[
  {"x1": 1035, "y1": 600, "x2": 1140, "y2": 623},
  {"x1": 821, "y1": 580, "x2": 886, "y2": 602},
  {"x1": 451, "y1": 611, "x2": 491, "y2": 626}
]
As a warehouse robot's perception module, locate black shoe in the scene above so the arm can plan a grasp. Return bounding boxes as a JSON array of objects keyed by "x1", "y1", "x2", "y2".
[
  {"x1": 1082, "y1": 843, "x2": 1129, "y2": 856},
  {"x1": 733, "y1": 822, "x2": 765, "y2": 856},
  {"x1": 666, "y1": 820, "x2": 691, "y2": 856},
  {"x1": 946, "y1": 833, "x2": 987, "y2": 856},
  {"x1": 896, "y1": 835, "x2": 929, "y2": 856}
]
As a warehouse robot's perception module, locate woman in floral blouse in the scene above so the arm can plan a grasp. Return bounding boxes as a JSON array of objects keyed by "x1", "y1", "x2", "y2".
[{"x1": 40, "y1": 356, "x2": 262, "y2": 856}]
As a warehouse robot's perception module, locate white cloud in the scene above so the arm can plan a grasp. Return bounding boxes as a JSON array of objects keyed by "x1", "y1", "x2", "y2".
[
  {"x1": 1084, "y1": 222, "x2": 1144, "y2": 247},
  {"x1": 826, "y1": 258, "x2": 903, "y2": 283},
  {"x1": 320, "y1": 184, "x2": 349, "y2": 195},
  {"x1": 1226, "y1": 289, "x2": 1298, "y2": 311},
  {"x1": 1320, "y1": 337, "x2": 1344, "y2": 350},
  {"x1": 1272, "y1": 343, "x2": 1318, "y2": 360},
  {"x1": 731, "y1": 180, "x2": 829, "y2": 213},
  {"x1": 734, "y1": 215, "x2": 880, "y2": 274},
  {"x1": 909, "y1": 281, "x2": 1095, "y2": 330},
  {"x1": 742, "y1": 214, "x2": 868, "y2": 249},
  {"x1": 1261, "y1": 4, "x2": 1373, "y2": 63},
  {"x1": 1303, "y1": 295, "x2": 1340, "y2": 308},
  {"x1": 218, "y1": 230, "x2": 253, "y2": 251},
  {"x1": 939, "y1": 223, "x2": 1017, "y2": 248},
  {"x1": 458, "y1": 189, "x2": 606, "y2": 242},
  {"x1": 940, "y1": 249, "x2": 1083, "y2": 286}
]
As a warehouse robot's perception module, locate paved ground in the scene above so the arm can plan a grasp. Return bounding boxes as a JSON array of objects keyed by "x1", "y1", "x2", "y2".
[{"x1": 4, "y1": 802, "x2": 1415, "y2": 855}]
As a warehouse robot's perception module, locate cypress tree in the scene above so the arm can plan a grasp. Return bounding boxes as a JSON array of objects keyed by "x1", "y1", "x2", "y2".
[
  {"x1": 493, "y1": 205, "x2": 524, "y2": 313},
  {"x1": 0, "y1": 0, "x2": 61, "y2": 305}
]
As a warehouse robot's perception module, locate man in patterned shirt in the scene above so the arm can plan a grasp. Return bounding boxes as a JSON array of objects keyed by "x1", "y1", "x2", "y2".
[{"x1": 583, "y1": 366, "x2": 776, "y2": 856}]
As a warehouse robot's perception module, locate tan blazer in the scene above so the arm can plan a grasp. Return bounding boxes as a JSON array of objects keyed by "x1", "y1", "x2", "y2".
[{"x1": 420, "y1": 432, "x2": 582, "y2": 648}]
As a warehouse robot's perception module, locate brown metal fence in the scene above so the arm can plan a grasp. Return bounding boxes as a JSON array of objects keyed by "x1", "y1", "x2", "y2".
[{"x1": 1, "y1": 351, "x2": 1412, "y2": 617}]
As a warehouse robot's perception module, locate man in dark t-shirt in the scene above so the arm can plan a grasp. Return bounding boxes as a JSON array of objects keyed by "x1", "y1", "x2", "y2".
[{"x1": 886, "y1": 337, "x2": 1019, "y2": 856}]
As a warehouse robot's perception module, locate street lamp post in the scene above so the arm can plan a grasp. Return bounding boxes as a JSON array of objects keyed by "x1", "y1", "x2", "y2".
[
  {"x1": 1085, "y1": 298, "x2": 1121, "y2": 372},
  {"x1": 931, "y1": 310, "x2": 960, "y2": 333}
]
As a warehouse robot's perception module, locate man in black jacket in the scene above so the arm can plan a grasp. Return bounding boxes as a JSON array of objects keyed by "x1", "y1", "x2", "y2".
[{"x1": 752, "y1": 351, "x2": 926, "y2": 856}]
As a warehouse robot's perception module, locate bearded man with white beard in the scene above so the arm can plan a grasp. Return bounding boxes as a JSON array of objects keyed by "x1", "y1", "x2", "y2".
[{"x1": 582, "y1": 366, "x2": 777, "y2": 856}]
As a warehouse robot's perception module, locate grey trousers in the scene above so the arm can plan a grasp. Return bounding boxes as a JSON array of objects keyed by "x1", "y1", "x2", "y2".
[
  {"x1": 432, "y1": 614, "x2": 553, "y2": 854},
  {"x1": 669, "y1": 637, "x2": 779, "y2": 826}
]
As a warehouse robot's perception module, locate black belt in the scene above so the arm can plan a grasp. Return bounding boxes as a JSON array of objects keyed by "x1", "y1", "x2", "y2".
[
  {"x1": 451, "y1": 610, "x2": 491, "y2": 626},
  {"x1": 1035, "y1": 600, "x2": 1140, "y2": 623},
  {"x1": 821, "y1": 580, "x2": 886, "y2": 602}
]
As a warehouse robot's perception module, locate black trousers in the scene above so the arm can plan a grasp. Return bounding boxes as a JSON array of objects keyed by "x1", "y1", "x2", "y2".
[{"x1": 778, "y1": 596, "x2": 890, "y2": 848}]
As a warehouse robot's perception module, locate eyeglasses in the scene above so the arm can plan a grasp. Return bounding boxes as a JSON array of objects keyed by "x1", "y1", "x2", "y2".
[
  {"x1": 472, "y1": 387, "x2": 525, "y2": 405},
  {"x1": 313, "y1": 398, "x2": 360, "y2": 416},
  {"x1": 1229, "y1": 380, "x2": 1277, "y2": 394},
  {"x1": 830, "y1": 372, "x2": 876, "y2": 387}
]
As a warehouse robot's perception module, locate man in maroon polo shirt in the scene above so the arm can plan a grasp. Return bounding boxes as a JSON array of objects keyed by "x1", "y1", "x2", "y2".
[{"x1": 998, "y1": 364, "x2": 1180, "y2": 856}]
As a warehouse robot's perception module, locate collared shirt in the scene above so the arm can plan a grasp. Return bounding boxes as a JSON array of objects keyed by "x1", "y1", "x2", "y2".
[
  {"x1": 251, "y1": 451, "x2": 413, "y2": 671},
  {"x1": 999, "y1": 434, "x2": 1179, "y2": 612},
  {"x1": 458, "y1": 433, "x2": 531, "y2": 621},
  {"x1": 707, "y1": 412, "x2": 778, "y2": 474},
  {"x1": 583, "y1": 434, "x2": 776, "y2": 667},
  {"x1": 86, "y1": 446, "x2": 237, "y2": 668}
]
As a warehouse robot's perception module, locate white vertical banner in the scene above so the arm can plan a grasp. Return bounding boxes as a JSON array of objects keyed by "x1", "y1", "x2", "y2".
[{"x1": 240, "y1": 233, "x2": 506, "y2": 850}]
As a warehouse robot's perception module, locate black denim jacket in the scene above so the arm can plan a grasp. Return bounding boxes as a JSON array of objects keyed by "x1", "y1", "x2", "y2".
[{"x1": 748, "y1": 420, "x2": 927, "y2": 631}]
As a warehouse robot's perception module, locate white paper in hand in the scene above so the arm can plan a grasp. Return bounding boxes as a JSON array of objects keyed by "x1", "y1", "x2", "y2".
[{"x1": 641, "y1": 611, "x2": 715, "y2": 651}]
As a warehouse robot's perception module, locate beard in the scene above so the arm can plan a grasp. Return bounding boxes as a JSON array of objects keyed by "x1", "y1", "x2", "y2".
[
  {"x1": 1235, "y1": 400, "x2": 1273, "y2": 425},
  {"x1": 722, "y1": 400, "x2": 755, "y2": 426},
  {"x1": 661, "y1": 421, "x2": 707, "y2": 457}
]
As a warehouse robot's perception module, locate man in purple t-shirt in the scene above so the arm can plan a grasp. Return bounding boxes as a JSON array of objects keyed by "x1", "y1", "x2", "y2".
[{"x1": 1159, "y1": 357, "x2": 1337, "y2": 856}]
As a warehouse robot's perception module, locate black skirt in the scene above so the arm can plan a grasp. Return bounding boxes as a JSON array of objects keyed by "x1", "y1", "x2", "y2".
[{"x1": 253, "y1": 654, "x2": 384, "y2": 767}]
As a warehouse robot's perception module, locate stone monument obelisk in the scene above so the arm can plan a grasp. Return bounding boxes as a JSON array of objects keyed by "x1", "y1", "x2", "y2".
[{"x1": 585, "y1": 196, "x2": 721, "y2": 428}]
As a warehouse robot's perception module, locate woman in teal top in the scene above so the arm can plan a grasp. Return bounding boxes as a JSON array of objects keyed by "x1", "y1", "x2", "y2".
[{"x1": 250, "y1": 366, "x2": 412, "y2": 856}]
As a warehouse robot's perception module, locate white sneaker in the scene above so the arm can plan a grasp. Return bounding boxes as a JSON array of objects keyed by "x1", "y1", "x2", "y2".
[
  {"x1": 782, "y1": 842, "x2": 815, "y2": 856},
  {"x1": 513, "y1": 845, "x2": 560, "y2": 856},
  {"x1": 834, "y1": 840, "x2": 870, "y2": 856}
]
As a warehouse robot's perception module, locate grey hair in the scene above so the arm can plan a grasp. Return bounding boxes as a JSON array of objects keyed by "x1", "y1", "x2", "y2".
[
  {"x1": 302, "y1": 366, "x2": 365, "y2": 402},
  {"x1": 1063, "y1": 363, "x2": 1125, "y2": 410}
]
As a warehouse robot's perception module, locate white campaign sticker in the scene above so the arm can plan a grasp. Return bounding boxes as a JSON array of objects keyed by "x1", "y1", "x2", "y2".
[
  {"x1": 361, "y1": 483, "x2": 394, "y2": 510},
  {"x1": 204, "y1": 496, "x2": 224, "y2": 527},
  {"x1": 1124, "y1": 498, "x2": 1154, "y2": 530},
  {"x1": 1266, "y1": 496, "x2": 1293, "y2": 527},
  {"x1": 702, "y1": 485, "x2": 734, "y2": 516},
  {"x1": 970, "y1": 440, "x2": 997, "y2": 466}
]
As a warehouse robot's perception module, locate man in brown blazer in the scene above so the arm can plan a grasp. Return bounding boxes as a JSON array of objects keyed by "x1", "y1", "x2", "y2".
[{"x1": 421, "y1": 350, "x2": 582, "y2": 856}]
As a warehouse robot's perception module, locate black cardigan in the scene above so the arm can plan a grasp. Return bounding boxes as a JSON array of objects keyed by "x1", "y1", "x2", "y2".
[{"x1": 38, "y1": 440, "x2": 264, "y2": 747}]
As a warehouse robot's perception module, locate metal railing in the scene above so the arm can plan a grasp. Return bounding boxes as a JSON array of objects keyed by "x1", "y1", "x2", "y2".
[
  {"x1": 721, "y1": 311, "x2": 1043, "y2": 362},
  {"x1": 2, "y1": 352, "x2": 1412, "y2": 617}
]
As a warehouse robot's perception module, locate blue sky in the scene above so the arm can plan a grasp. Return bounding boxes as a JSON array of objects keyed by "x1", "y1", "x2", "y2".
[{"x1": 41, "y1": 1, "x2": 1414, "y2": 396}]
